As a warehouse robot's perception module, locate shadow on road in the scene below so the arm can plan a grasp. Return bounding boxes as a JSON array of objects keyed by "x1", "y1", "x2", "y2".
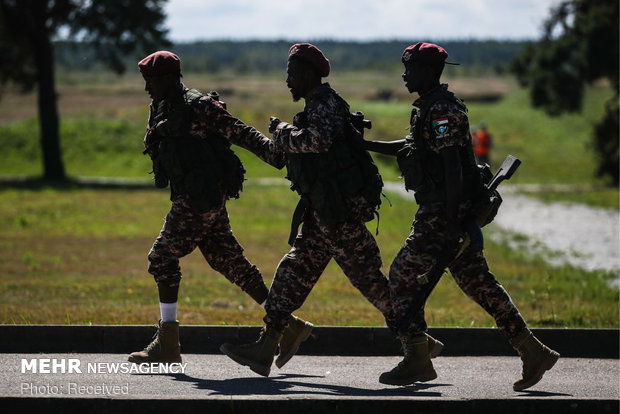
[
  {"x1": 518, "y1": 390, "x2": 573, "y2": 397},
  {"x1": 169, "y1": 372, "x2": 446, "y2": 397}
]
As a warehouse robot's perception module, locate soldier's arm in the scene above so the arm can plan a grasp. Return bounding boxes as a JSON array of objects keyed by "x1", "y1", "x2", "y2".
[
  {"x1": 272, "y1": 100, "x2": 343, "y2": 153},
  {"x1": 198, "y1": 98, "x2": 286, "y2": 169},
  {"x1": 363, "y1": 139, "x2": 407, "y2": 156}
]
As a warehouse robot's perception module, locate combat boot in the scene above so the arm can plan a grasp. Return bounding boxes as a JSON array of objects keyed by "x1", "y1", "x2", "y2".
[
  {"x1": 510, "y1": 328, "x2": 560, "y2": 391},
  {"x1": 275, "y1": 315, "x2": 314, "y2": 368},
  {"x1": 426, "y1": 333, "x2": 444, "y2": 359},
  {"x1": 220, "y1": 327, "x2": 282, "y2": 377},
  {"x1": 128, "y1": 320, "x2": 182, "y2": 363},
  {"x1": 379, "y1": 334, "x2": 437, "y2": 385}
]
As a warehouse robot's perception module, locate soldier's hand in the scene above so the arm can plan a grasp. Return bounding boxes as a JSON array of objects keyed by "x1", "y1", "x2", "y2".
[{"x1": 269, "y1": 116, "x2": 281, "y2": 133}]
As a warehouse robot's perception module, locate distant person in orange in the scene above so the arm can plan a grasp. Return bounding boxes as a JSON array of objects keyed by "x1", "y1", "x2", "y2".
[{"x1": 472, "y1": 121, "x2": 492, "y2": 165}]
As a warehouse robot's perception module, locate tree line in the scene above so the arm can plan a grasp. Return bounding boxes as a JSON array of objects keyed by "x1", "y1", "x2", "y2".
[{"x1": 54, "y1": 39, "x2": 527, "y2": 75}]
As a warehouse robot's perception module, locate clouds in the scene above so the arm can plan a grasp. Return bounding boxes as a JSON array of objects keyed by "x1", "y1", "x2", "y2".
[{"x1": 164, "y1": 0, "x2": 562, "y2": 41}]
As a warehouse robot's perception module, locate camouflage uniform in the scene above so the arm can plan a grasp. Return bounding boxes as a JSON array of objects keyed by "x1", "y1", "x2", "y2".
[
  {"x1": 391, "y1": 84, "x2": 527, "y2": 339},
  {"x1": 223, "y1": 83, "x2": 396, "y2": 332},
  {"x1": 147, "y1": 85, "x2": 270, "y2": 295}
]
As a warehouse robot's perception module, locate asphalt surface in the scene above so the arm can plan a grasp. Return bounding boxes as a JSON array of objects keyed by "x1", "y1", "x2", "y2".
[{"x1": 2, "y1": 353, "x2": 618, "y2": 413}]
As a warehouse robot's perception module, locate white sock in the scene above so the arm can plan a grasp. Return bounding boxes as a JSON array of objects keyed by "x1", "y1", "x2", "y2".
[{"x1": 160, "y1": 302, "x2": 178, "y2": 322}]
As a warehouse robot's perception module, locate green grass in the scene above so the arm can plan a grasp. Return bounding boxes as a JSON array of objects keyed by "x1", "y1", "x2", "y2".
[{"x1": 0, "y1": 186, "x2": 617, "y2": 327}]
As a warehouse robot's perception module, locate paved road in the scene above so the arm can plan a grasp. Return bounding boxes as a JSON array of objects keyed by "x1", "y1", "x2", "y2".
[
  {"x1": 2, "y1": 353, "x2": 618, "y2": 399},
  {"x1": 2, "y1": 353, "x2": 618, "y2": 412}
]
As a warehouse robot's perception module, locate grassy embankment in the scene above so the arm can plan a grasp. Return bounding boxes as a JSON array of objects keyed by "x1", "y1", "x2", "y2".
[{"x1": 0, "y1": 71, "x2": 617, "y2": 327}]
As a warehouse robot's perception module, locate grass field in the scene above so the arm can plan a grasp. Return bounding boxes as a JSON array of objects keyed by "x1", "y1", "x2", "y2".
[
  {"x1": 1, "y1": 183, "x2": 617, "y2": 327},
  {"x1": 0, "y1": 71, "x2": 617, "y2": 327}
]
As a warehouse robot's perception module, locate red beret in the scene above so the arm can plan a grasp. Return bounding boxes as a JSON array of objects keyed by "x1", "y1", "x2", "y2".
[
  {"x1": 138, "y1": 51, "x2": 181, "y2": 76},
  {"x1": 288, "y1": 43, "x2": 330, "y2": 77},
  {"x1": 402, "y1": 42, "x2": 451, "y2": 64}
]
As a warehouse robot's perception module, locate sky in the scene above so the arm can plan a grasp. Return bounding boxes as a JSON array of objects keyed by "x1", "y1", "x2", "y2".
[{"x1": 163, "y1": 0, "x2": 563, "y2": 42}]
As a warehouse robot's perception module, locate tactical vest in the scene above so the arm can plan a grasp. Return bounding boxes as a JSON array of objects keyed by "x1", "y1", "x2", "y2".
[
  {"x1": 149, "y1": 88, "x2": 245, "y2": 213},
  {"x1": 396, "y1": 87, "x2": 482, "y2": 205},
  {"x1": 285, "y1": 88, "x2": 383, "y2": 228}
]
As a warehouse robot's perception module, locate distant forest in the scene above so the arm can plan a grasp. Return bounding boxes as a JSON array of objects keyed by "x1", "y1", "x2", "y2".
[{"x1": 55, "y1": 39, "x2": 527, "y2": 75}]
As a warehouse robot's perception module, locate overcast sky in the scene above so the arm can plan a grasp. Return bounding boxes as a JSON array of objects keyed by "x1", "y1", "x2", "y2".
[{"x1": 164, "y1": 0, "x2": 562, "y2": 42}]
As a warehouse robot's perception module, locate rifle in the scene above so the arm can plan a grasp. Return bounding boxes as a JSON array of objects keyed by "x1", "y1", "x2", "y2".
[{"x1": 396, "y1": 155, "x2": 521, "y2": 335}]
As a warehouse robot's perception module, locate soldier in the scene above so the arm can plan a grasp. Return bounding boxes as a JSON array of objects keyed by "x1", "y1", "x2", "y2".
[
  {"x1": 217, "y1": 43, "x2": 425, "y2": 377},
  {"x1": 364, "y1": 43, "x2": 560, "y2": 390},
  {"x1": 129, "y1": 51, "x2": 312, "y2": 367}
]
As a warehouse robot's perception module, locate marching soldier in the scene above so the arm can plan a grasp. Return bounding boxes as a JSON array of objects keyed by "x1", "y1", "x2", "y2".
[
  {"x1": 217, "y1": 43, "x2": 416, "y2": 377},
  {"x1": 364, "y1": 42, "x2": 559, "y2": 390},
  {"x1": 129, "y1": 51, "x2": 312, "y2": 367}
]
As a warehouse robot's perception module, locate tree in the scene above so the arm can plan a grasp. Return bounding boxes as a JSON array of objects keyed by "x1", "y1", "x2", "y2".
[
  {"x1": 511, "y1": 0, "x2": 619, "y2": 185},
  {"x1": 0, "y1": 0, "x2": 170, "y2": 180}
]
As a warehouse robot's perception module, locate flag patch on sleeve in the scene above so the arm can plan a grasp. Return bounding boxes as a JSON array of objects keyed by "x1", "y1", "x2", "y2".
[{"x1": 432, "y1": 118, "x2": 450, "y2": 139}]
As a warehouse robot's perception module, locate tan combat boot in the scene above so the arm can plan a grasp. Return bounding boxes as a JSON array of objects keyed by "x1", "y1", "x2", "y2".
[
  {"x1": 128, "y1": 320, "x2": 182, "y2": 363},
  {"x1": 379, "y1": 334, "x2": 438, "y2": 385},
  {"x1": 427, "y1": 333, "x2": 444, "y2": 358},
  {"x1": 275, "y1": 315, "x2": 314, "y2": 368},
  {"x1": 510, "y1": 329, "x2": 560, "y2": 391},
  {"x1": 220, "y1": 327, "x2": 283, "y2": 377}
]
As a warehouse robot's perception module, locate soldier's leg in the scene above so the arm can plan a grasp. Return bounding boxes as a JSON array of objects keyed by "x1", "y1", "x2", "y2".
[
  {"x1": 197, "y1": 206, "x2": 268, "y2": 305},
  {"x1": 449, "y1": 247, "x2": 526, "y2": 339},
  {"x1": 130, "y1": 198, "x2": 199, "y2": 363},
  {"x1": 327, "y1": 218, "x2": 396, "y2": 329},
  {"x1": 264, "y1": 215, "x2": 332, "y2": 332},
  {"x1": 220, "y1": 215, "x2": 330, "y2": 376},
  {"x1": 389, "y1": 211, "x2": 447, "y2": 338},
  {"x1": 449, "y1": 247, "x2": 559, "y2": 391},
  {"x1": 379, "y1": 213, "x2": 446, "y2": 385}
]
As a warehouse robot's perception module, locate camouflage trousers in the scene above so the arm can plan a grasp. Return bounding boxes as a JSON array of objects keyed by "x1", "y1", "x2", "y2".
[
  {"x1": 264, "y1": 208, "x2": 396, "y2": 332},
  {"x1": 390, "y1": 203, "x2": 527, "y2": 339},
  {"x1": 148, "y1": 196, "x2": 264, "y2": 294}
]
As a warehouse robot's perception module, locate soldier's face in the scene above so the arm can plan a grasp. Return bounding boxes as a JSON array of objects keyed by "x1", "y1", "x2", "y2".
[
  {"x1": 403, "y1": 61, "x2": 440, "y2": 94},
  {"x1": 286, "y1": 59, "x2": 310, "y2": 101},
  {"x1": 143, "y1": 75, "x2": 177, "y2": 101},
  {"x1": 402, "y1": 61, "x2": 424, "y2": 93},
  {"x1": 144, "y1": 76, "x2": 166, "y2": 101}
]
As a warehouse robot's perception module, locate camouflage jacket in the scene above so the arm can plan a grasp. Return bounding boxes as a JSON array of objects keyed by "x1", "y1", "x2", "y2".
[
  {"x1": 226, "y1": 83, "x2": 381, "y2": 226},
  {"x1": 146, "y1": 84, "x2": 271, "y2": 211},
  {"x1": 410, "y1": 83, "x2": 470, "y2": 153},
  {"x1": 397, "y1": 84, "x2": 480, "y2": 204},
  {"x1": 272, "y1": 83, "x2": 349, "y2": 153}
]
